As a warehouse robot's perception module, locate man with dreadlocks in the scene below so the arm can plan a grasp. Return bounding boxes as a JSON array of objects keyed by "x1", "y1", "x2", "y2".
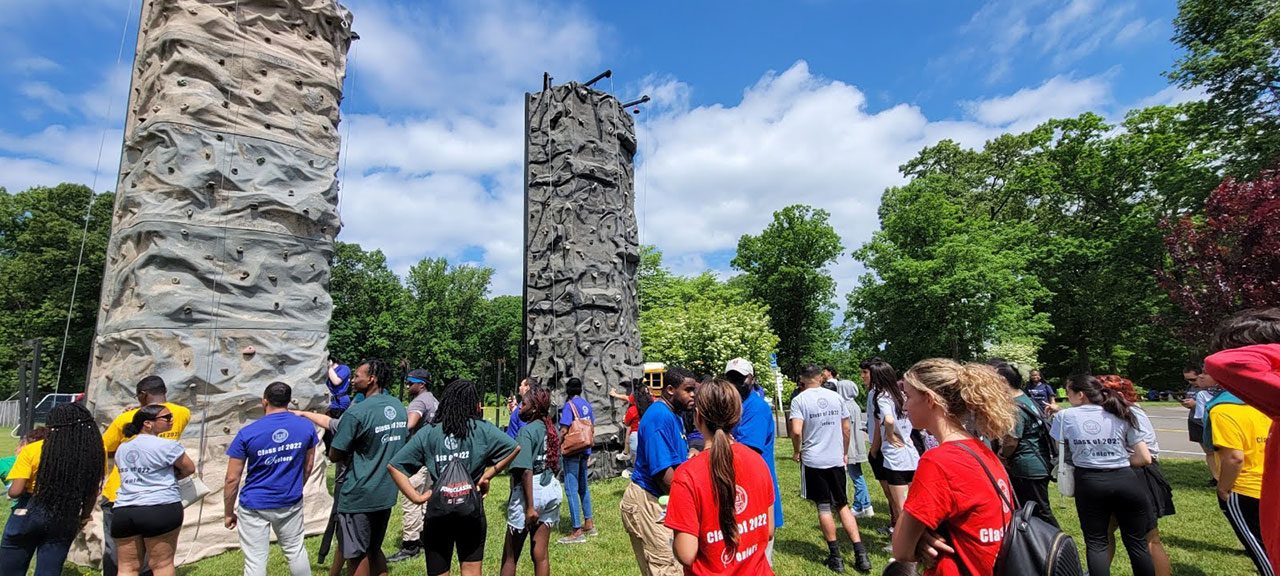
[
  {"x1": 329, "y1": 358, "x2": 408, "y2": 576},
  {"x1": 500, "y1": 383, "x2": 563, "y2": 576},
  {"x1": 388, "y1": 379, "x2": 519, "y2": 576},
  {"x1": 0, "y1": 402, "x2": 105, "y2": 575}
]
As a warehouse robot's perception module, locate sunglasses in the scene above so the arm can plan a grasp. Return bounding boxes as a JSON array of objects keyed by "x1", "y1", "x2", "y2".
[{"x1": 152, "y1": 414, "x2": 174, "y2": 422}]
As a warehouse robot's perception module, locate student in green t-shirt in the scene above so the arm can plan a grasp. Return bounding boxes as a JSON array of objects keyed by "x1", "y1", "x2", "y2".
[
  {"x1": 329, "y1": 358, "x2": 408, "y2": 576},
  {"x1": 499, "y1": 384, "x2": 563, "y2": 576},
  {"x1": 992, "y1": 362, "x2": 1059, "y2": 529},
  {"x1": 389, "y1": 379, "x2": 519, "y2": 576}
]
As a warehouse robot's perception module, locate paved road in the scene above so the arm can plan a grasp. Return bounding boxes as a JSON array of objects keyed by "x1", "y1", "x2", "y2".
[{"x1": 1142, "y1": 403, "x2": 1207, "y2": 459}]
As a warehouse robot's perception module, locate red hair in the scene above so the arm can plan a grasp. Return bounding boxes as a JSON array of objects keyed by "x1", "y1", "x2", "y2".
[{"x1": 1097, "y1": 374, "x2": 1139, "y2": 404}]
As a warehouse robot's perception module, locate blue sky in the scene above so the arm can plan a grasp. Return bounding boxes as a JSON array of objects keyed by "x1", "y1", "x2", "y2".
[{"x1": 0, "y1": 0, "x2": 1198, "y2": 299}]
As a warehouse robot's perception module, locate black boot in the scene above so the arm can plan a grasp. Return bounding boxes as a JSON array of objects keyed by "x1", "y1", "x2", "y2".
[
  {"x1": 387, "y1": 540, "x2": 421, "y2": 562},
  {"x1": 825, "y1": 554, "x2": 846, "y2": 573},
  {"x1": 853, "y1": 551, "x2": 872, "y2": 573}
]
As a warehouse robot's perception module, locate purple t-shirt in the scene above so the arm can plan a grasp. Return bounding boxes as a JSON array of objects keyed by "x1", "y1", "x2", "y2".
[{"x1": 560, "y1": 396, "x2": 594, "y2": 455}]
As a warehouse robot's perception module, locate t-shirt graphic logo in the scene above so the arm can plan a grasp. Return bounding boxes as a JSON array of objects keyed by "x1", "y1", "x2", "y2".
[
  {"x1": 272, "y1": 428, "x2": 289, "y2": 443},
  {"x1": 1082, "y1": 420, "x2": 1103, "y2": 435},
  {"x1": 817, "y1": 397, "x2": 830, "y2": 410},
  {"x1": 996, "y1": 479, "x2": 1012, "y2": 513},
  {"x1": 734, "y1": 484, "x2": 749, "y2": 515},
  {"x1": 125, "y1": 451, "x2": 140, "y2": 465},
  {"x1": 384, "y1": 406, "x2": 397, "y2": 420},
  {"x1": 722, "y1": 550, "x2": 734, "y2": 567},
  {"x1": 444, "y1": 436, "x2": 460, "y2": 451}
]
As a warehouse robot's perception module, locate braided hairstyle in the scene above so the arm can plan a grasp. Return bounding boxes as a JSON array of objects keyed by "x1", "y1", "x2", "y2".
[
  {"x1": 697, "y1": 378, "x2": 744, "y2": 553},
  {"x1": 1068, "y1": 375, "x2": 1138, "y2": 427},
  {"x1": 520, "y1": 385, "x2": 561, "y2": 474},
  {"x1": 31, "y1": 403, "x2": 104, "y2": 538},
  {"x1": 436, "y1": 379, "x2": 480, "y2": 440}
]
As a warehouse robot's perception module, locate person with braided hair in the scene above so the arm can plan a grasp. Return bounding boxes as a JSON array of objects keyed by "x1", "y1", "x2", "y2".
[
  {"x1": 388, "y1": 379, "x2": 519, "y2": 576},
  {"x1": 0, "y1": 402, "x2": 104, "y2": 576},
  {"x1": 666, "y1": 377, "x2": 775, "y2": 575},
  {"x1": 500, "y1": 384, "x2": 563, "y2": 576}
]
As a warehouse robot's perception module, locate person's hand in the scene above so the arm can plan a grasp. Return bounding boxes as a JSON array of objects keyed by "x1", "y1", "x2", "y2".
[
  {"x1": 525, "y1": 507, "x2": 540, "y2": 527},
  {"x1": 224, "y1": 515, "x2": 237, "y2": 530},
  {"x1": 915, "y1": 528, "x2": 955, "y2": 560},
  {"x1": 889, "y1": 437, "x2": 907, "y2": 449},
  {"x1": 1218, "y1": 487, "x2": 1232, "y2": 502},
  {"x1": 792, "y1": 452, "x2": 802, "y2": 463},
  {"x1": 1045, "y1": 404, "x2": 1061, "y2": 416},
  {"x1": 412, "y1": 489, "x2": 431, "y2": 506},
  {"x1": 478, "y1": 476, "x2": 492, "y2": 497}
]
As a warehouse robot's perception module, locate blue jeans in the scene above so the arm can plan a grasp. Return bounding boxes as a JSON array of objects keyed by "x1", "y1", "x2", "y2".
[
  {"x1": 0, "y1": 508, "x2": 74, "y2": 576},
  {"x1": 847, "y1": 463, "x2": 871, "y2": 512},
  {"x1": 562, "y1": 453, "x2": 593, "y2": 529}
]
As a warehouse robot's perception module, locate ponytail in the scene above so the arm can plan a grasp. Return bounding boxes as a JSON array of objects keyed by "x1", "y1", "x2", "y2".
[
  {"x1": 1069, "y1": 375, "x2": 1137, "y2": 427},
  {"x1": 123, "y1": 404, "x2": 166, "y2": 439},
  {"x1": 695, "y1": 379, "x2": 743, "y2": 553},
  {"x1": 710, "y1": 428, "x2": 737, "y2": 552}
]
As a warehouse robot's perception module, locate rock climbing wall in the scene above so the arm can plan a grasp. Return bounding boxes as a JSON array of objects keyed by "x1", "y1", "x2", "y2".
[
  {"x1": 78, "y1": 0, "x2": 353, "y2": 566},
  {"x1": 523, "y1": 82, "x2": 643, "y2": 450}
]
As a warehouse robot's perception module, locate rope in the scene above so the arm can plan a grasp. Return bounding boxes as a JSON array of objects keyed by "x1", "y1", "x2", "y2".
[
  {"x1": 335, "y1": 43, "x2": 356, "y2": 221},
  {"x1": 53, "y1": 0, "x2": 137, "y2": 394}
]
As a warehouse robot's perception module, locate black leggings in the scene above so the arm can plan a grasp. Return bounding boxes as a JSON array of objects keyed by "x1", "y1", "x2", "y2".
[
  {"x1": 1009, "y1": 476, "x2": 1059, "y2": 528},
  {"x1": 1074, "y1": 467, "x2": 1155, "y2": 576}
]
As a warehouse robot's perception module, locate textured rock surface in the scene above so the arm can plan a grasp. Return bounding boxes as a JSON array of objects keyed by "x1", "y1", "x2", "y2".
[
  {"x1": 78, "y1": 0, "x2": 353, "y2": 565},
  {"x1": 524, "y1": 83, "x2": 643, "y2": 446}
]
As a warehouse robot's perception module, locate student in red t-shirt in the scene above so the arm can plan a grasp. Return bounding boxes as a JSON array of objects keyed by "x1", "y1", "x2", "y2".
[
  {"x1": 666, "y1": 378, "x2": 775, "y2": 576},
  {"x1": 891, "y1": 359, "x2": 1016, "y2": 576},
  {"x1": 1204, "y1": 307, "x2": 1280, "y2": 576}
]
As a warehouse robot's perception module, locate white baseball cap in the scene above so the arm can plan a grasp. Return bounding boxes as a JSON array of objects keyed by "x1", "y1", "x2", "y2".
[{"x1": 725, "y1": 358, "x2": 754, "y2": 376}]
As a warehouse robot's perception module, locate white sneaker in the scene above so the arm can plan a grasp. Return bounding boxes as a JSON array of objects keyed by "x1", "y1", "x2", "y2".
[{"x1": 855, "y1": 506, "x2": 875, "y2": 518}]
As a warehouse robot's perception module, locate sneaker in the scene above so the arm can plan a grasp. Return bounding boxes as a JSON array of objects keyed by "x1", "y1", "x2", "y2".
[
  {"x1": 853, "y1": 552, "x2": 872, "y2": 573},
  {"x1": 386, "y1": 544, "x2": 421, "y2": 562},
  {"x1": 620, "y1": 468, "x2": 632, "y2": 479},
  {"x1": 557, "y1": 533, "x2": 588, "y2": 544},
  {"x1": 615, "y1": 452, "x2": 630, "y2": 461},
  {"x1": 825, "y1": 555, "x2": 846, "y2": 573},
  {"x1": 854, "y1": 506, "x2": 875, "y2": 518},
  {"x1": 586, "y1": 527, "x2": 599, "y2": 537},
  {"x1": 875, "y1": 526, "x2": 893, "y2": 536}
]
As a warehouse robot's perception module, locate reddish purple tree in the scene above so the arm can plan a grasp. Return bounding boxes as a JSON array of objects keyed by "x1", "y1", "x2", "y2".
[{"x1": 1161, "y1": 169, "x2": 1280, "y2": 340}]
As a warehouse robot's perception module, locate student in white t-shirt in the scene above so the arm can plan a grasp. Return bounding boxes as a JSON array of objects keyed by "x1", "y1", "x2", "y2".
[
  {"x1": 863, "y1": 359, "x2": 919, "y2": 531},
  {"x1": 1051, "y1": 375, "x2": 1154, "y2": 576}
]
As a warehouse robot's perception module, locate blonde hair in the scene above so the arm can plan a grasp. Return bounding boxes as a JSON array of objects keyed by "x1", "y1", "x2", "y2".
[{"x1": 903, "y1": 358, "x2": 1015, "y2": 440}]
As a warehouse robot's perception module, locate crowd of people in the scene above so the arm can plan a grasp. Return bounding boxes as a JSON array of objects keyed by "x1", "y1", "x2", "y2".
[{"x1": 0, "y1": 307, "x2": 1277, "y2": 576}]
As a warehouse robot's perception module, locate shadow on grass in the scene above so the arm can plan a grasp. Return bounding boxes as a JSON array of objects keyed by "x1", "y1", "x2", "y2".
[
  {"x1": 1170, "y1": 562, "x2": 1211, "y2": 576},
  {"x1": 775, "y1": 537, "x2": 828, "y2": 562},
  {"x1": 1164, "y1": 534, "x2": 1244, "y2": 556}
]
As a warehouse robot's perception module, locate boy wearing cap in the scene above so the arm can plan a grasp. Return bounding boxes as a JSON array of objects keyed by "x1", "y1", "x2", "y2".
[
  {"x1": 727, "y1": 358, "x2": 785, "y2": 565},
  {"x1": 388, "y1": 369, "x2": 436, "y2": 563}
]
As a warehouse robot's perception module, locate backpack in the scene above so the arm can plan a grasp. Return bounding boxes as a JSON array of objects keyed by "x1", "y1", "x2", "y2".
[
  {"x1": 425, "y1": 453, "x2": 480, "y2": 519},
  {"x1": 956, "y1": 442, "x2": 1083, "y2": 576},
  {"x1": 561, "y1": 399, "x2": 595, "y2": 456},
  {"x1": 1015, "y1": 402, "x2": 1060, "y2": 475}
]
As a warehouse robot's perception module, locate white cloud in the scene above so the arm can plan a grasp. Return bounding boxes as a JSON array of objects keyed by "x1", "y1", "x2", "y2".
[{"x1": 963, "y1": 74, "x2": 1112, "y2": 131}]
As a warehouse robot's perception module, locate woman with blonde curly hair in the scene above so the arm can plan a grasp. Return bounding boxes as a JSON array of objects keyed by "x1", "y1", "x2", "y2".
[{"x1": 890, "y1": 359, "x2": 1016, "y2": 576}]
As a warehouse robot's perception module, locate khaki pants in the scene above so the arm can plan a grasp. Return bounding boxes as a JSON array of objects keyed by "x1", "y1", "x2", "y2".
[
  {"x1": 401, "y1": 468, "x2": 429, "y2": 543},
  {"x1": 620, "y1": 482, "x2": 681, "y2": 576},
  {"x1": 238, "y1": 504, "x2": 310, "y2": 576}
]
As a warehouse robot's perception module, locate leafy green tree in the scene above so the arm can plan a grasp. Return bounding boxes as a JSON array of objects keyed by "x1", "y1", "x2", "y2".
[
  {"x1": 400, "y1": 257, "x2": 494, "y2": 383},
  {"x1": 1170, "y1": 0, "x2": 1280, "y2": 175},
  {"x1": 732, "y1": 205, "x2": 843, "y2": 375},
  {"x1": 474, "y1": 295, "x2": 523, "y2": 397},
  {"x1": 0, "y1": 184, "x2": 113, "y2": 395},
  {"x1": 640, "y1": 298, "x2": 779, "y2": 379},
  {"x1": 327, "y1": 241, "x2": 409, "y2": 368}
]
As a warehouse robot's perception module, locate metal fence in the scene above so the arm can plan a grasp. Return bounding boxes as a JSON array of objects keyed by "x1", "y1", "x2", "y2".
[{"x1": 0, "y1": 400, "x2": 19, "y2": 429}]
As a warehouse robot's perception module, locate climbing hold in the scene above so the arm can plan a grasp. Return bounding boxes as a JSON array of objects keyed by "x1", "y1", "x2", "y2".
[
  {"x1": 242, "y1": 346, "x2": 256, "y2": 356},
  {"x1": 240, "y1": 271, "x2": 250, "y2": 280},
  {"x1": 171, "y1": 277, "x2": 179, "y2": 284}
]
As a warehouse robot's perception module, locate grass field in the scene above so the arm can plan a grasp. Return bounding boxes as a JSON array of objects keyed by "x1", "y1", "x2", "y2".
[{"x1": 0, "y1": 427, "x2": 1258, "y2": 575}]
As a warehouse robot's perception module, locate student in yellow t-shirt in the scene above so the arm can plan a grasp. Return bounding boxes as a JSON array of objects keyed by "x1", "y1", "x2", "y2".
[
  {"x1": 1210, "y1": 401, "x2": 1273, "y2": 576},
  {"x1": 100, "y1": 376, "x2": 190, "y2": 576}
]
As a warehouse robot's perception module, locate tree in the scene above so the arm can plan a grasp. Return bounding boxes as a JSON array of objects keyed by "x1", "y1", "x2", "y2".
[
  {"x1": 1169, "y1": 0, "x2": 1280, "y2": 174},
  {"x1": 327, "y1": 241, "x2": 408, "y2": 367},
  {"x1": 732, "y1": 205, "x2": 843, "y2": 376},
  {"x1": 400, "y1": 257, "x2": 494, "y2": 384},
  {"x1": 0, "y1": 184, "x2": 114, "y2": 395},
  {"x1": 1161, "y1": 169, "x2": 1280, "y2": 341},
  {"x1": 474, "y1": 295, "x2": 523, "y2": 398}
]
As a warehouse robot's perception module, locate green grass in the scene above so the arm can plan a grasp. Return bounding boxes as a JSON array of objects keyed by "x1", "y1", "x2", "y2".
[{"x1": 0, "y1": 427, "x2": 1257, "y2": 575}]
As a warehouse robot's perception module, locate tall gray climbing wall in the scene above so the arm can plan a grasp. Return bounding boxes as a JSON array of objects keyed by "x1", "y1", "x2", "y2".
[
  {"x1": 77, "y1": 0, "x2": 353, "y2": 566},
  {"x1": 524, "y1": 82, "x2": 643, "y2": 446}
]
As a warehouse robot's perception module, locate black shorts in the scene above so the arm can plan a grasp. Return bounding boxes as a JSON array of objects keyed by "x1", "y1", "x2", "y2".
[
  {"x1": 868, "y1": 452, "x2": 915, "y2": 486},
  {"x1": 1188, "y1": 418, "x2": 1205, "y2": 444},
  {"x1": 424, "y1": 511, "x2": 487, "y2": 575},
  {"x1": 111, "y1": 502, "x2": 183, "y2": 539},
  {"x1": 801, "y1": 465, "x2": 849, "y2": 507},
  {"x1": 337, "y1": 508, "x2": 392, "y2": 560},
  {"x1": 1142, "y1": 461, "x2": 1176, "y2": 518}
]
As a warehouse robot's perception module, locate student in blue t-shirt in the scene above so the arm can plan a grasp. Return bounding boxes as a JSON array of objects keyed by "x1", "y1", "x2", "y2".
[
  {"x1": 725, "y1": 358, "x2": 784, "y2": 565},
  {"x1": 620, "y1": 366, "x2": 697, "y2": 576},
  {"x1": 507, "y1": 377, "x2": 533, "y2": 440},
  {"x1": 325, "y1": 357, "x2": 352, "y2": 451},
  {"x1": 224, "y1": 382, "x2": 319, "y2": 576},
  {"x1": 558, "y1": 377, "x2": 596, "y2": 544}
]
